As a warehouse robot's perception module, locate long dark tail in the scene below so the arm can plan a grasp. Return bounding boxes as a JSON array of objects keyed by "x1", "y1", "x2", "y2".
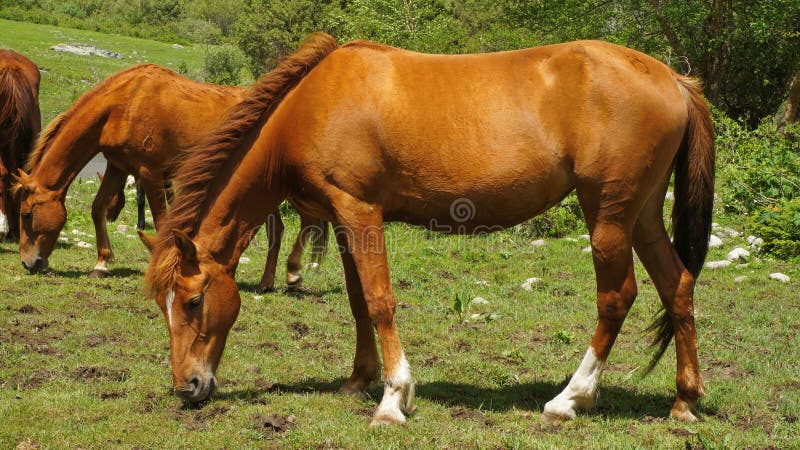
[
  {"x1": 646, "y1": 76, "x2": 715, "y2": 373},
  {"x1": 0, "y1": 66, "x2": 38, "y2": 170}
]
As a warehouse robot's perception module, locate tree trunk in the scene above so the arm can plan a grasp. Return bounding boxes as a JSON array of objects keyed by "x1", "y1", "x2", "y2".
[{"x1": 780, "y1": 73, "x2": 800, "y2": 132}]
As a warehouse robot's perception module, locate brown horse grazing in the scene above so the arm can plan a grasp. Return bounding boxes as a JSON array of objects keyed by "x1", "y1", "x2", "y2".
[
  {"x1": 145, "y1": 33, "x2": 714, "y2": 426},
  {"x1": 0, "y1": 49, "x2": 40, "y2": 240},
  {"x1": 15, "y1": 64, "x2": 324, "y2": 288}
]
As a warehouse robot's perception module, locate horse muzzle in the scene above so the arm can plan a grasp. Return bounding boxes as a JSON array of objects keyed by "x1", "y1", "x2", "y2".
[
  {"x1": 175, "y1": 374, "x2": 217, "y2": 403},
  {"x1": 21, "y1": 255, "x2": 47, "y2": 273}
]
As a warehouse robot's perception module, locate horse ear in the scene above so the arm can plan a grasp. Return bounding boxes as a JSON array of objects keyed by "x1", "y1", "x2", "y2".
[
  {"x1": 12, "y1": 169, "x2": 29, "y2": 186},
  {"x1": 172, "y1": 228, "x2": 197, "y2": 262},
  {"x1": 137, "y1": 230, "x2": 156, "y2": 253}
]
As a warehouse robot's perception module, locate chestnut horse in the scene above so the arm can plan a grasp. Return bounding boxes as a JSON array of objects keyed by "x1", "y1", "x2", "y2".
[
  {"x1": 16, "y1": 64, "x2": 324, "y2": 288},
  {"x1": 145, "y1": 34, "x2": 714, "y2": 426},
  {"x1": 0, "y1": 49, "x2": 40, "y2": 240}
]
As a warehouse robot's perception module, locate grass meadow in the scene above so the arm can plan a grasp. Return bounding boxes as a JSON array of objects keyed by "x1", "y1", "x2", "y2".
[{"x1": 1, "y1": 19, "x2": 799, "y2": 450}]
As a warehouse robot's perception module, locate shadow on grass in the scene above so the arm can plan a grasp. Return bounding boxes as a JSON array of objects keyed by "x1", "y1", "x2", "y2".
[
  {"x1": 236, "y1": 281, "x2": 344, "y2": 298},
  {"x1": 47, "y1": 267, "x2": 143, "y2": 278},
  {"x1": 213, "y1": 376, "x2": 716, "y2": 419}
]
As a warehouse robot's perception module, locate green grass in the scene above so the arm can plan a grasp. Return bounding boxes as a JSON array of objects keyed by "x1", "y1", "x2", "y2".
[
  {"x1": 1, "y1": 182, "x2": 799, "y2": 448},
  {"x1": 0, "y1": 18, "x2": 209, "y2": 125},
  {"x1": 1, "y1": 18, "x2": 799, "y2": 450}
]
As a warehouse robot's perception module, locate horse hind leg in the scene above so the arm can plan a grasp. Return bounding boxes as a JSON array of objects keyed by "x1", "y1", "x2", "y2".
[
  {"x1": 257, "y1": 211, "x2": 284, "y2": 293},
  {"x1": 543, "y1": 217, "x2": 638, "y2": 423},
  {"x1": 633, "y1": 196, "x2": 704, "y2": 422},
  {"x1": 285, "y1": 212, "x2": 316, "y2": 288}
]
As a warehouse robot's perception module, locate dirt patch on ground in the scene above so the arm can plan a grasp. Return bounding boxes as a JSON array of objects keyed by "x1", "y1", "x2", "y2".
[
  {"x1": 15, "y1": 305, "x2": 41, "y2": 314},
  {"x1": 450, "y1": 407, "x2": 494, "y2": 426},
  {"x1": 100, "y1": 390, "x2": 126, "y2": 400},
  {"x1": 257, "y1": 341, "x2": 282, "y2": 353},
  {"x1": 175, "y1": 405, "x2": 231, "y2": 430},
  {"x1": 291, "y1": 322, "x2": 309, "y2": 339},
  {"x1": 74, "y1": 365, "x2": 129, "y2": 382},
  {"x1": 422, "y1": 355, "x2": 441, "y2": 367},
  {"x1": 85, "y1": 333, "x2": 128, "y2": 348},
  {"x1": 703, "y1": 360, "x2": 754, "y2": 380},
  {"x1": 253, "y1": 413, "x2": 295, "y2": 436}
]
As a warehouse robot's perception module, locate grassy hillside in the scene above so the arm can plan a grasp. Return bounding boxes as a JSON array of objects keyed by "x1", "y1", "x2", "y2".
[
  {"x1": 0, "y1": 18, "x2": 208, "y2": 124},
  {"x1": 1, "y1": 19, "x2": 799, "y2": 449}
]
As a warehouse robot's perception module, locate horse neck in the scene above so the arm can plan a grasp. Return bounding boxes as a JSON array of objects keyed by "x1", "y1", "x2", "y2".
[
  {"x1": 32, "y1": 110, "x2": 109, "y2": 195},
  {"x1": 195, "y1": 148, "x2": 287, "y2": 272}
]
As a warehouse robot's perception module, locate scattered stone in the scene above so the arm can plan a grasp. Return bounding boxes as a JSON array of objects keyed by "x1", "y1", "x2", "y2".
[
  {"x1": 468, "y1": 313, "x2": 482, "y2": 321},
  {"x1": 307, "y1": 262, "x2": 319, "y2": 269},
  {"x1": 708, "y1": 235, "x2": 723, "y2": 248},
  {"x1": 582, "y1": 246, "x2": 592, "y2": 253},
  {"x1": 253, "y1": 295, "x2": 264, "y2": 300},
  {"x1": 125, "y1": 175, "x2": 136, "y2": 188},
  {"x1": 726, "y1": 247, "x2": 750, "y2": 261},
  {"x1": 531, "y1": 239, "x2": 546, "y2": 248},
  {"x1": 705, "y1": 260, "x2": 731, "y2": 269},
  {"x1": 770, "y1": 273, "x2": 790, "y2": 283},
  {"x1": 520, "y1": 277, "x2": 541, "y2": 291},
  {"x1": 116, "y1": 224, "x2": 129, "y2": 233},
  {"x1": 125, "y1": 234, "x2": 136, "y2": 239},
  {"x1": 734, "y1": 276, "x2": 747, "y2": 283},
  {"x1": 471, "y1": 297, "x2": 489, "y2": 305},
  {"x1": 239, "y1": 256, "x2": 251, "y2": 264},
  {"x1": 71, "y1": 229, "x2": 85, "y2": 236},
  {"x1": 59, "y1": 237, "x2": 70, "y2": 243},
  {"x1": 664, "y1": 191, "x2": 674, "y2": 201},
  {"x1": 562, "y1": 237, "x2": 578, "y2": 243},
  {"x1": 51, "y1": 43, "x2": 122, "y2": 59},
  {"x1": 723, "y1": 227, "x2": 741, "y2": 238},
  {"x1": 60, "y1": 231, "x2": 66, "y2": 236},
  {"x1": 77, "y1": 241, "x2": 93, "y2": 249},
  {"x1": 579, "y1": 234, "x2": 590, "y2": 241},
  {"x1": 747, "y1": 236, "x2": 764, "y2": 251},
  {"x1": 475, "y1": 280, "x2": 490, "y2": 286},
  {"x1": 172, "y1": 43, "x2": 184, "y2": 49}
]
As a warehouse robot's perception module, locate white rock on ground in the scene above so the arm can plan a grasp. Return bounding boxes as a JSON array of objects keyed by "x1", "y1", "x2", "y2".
[
  {"x1": 563, "y1": 237, "x2": 578, "y2": 243},
  {"x1": 253, "y1": 295, "x2": 264, "y2": 300},
  {"x1": 76, "y1": 241, "x2": 93, "y2": 249},
  {"x1": 726, "y1": 247, "x2": 750, "y2": 261},
  {"x1": 708, "y1": 235, "x2": 723, "y2": 248},
  {"x1": 51, "y1": 43, "x2": 122, "y2": 58},
  {"x1": 769, "y1": 273, "x2": 790, "y2": 283},
  {"x1": 705, "y1": 260, "x2": 731, "y2": 269},
  {"x1": 582, "y1": 246, "x2": 592, "y2": 253},
  {"x1": 117, "y1": 224, "x2": 129, "y2": 233},
  {"x1": 475, "y1": 280, "x2": 490, "y2": 286},
  {"x1": 239, "y1": 256, "x2": 251, "y2": 264},
  {"x1": 734, "y1": 276, "x2": 747, "y2": 283},
  {"x1": 579, "y1": 234, "x2": 590, "y2": 241},
  {"x1": 665, "y1": 191, "x2": 674, "y2": 201},
  {"x1": 531, "y1": 239, "x2": 546, "y2": 247},
  {"x1": 307, "y1": 262, "x2": 319, "y2": 269},
  {"x1": 125, "y1": 175, "x2": 136, "y2": 188},
  {"x1": 471, "y1": 297, "x2": 489, "y2": 305},
  {"x1": 520, "y1": 277, "x2": 541, "y2": 291}
]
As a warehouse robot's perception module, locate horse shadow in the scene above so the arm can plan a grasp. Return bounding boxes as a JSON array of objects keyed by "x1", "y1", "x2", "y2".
[
  {"x1": 48, "y1": 267, "x2": 143, "y2": 279},
  {"x1": 213, "y1": 376, "x2": 715, "y2": 420},
  {"x1": 236, "y1": 281, "x2": 344, "y2": 298}
]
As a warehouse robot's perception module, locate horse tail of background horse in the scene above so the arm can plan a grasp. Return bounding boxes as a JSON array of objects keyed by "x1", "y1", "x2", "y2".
[
  {"x1": 646, "y1": 75, "x2": 715, "y2": 373},
  {"x1": 309, "y1": 220, "x2": 329, "y2": 265},
  {"x1": 0, "y1": 64, "x2": 38, "y2": 171}
]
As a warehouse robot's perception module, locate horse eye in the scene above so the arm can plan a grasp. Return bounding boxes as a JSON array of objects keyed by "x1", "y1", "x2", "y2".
[{"x1": 187, "y1": 295, "x2": 203, "y2": 309}]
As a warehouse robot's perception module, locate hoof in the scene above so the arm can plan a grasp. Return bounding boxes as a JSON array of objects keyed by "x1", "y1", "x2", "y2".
[
  {"x1": 339, "y1": 384, "x2": 370, "y2": 401},
  {"x1": 88, "y1": 269, "x2": 110, "y2": 278},
  {"x1": 541, "y1": 409, "x2": 575, "y2": 425},
  {"x1": 370, "y1": 411, "x2": 406, "y2": 427},
  {"x1": 286, "y1": 272, "x2": 302, "y2": 289},
  {"x1": 671, "y1": 398, "x2": 699, "y2": 422},
  {"x1": 256, "y1": 285, "x2": 276, "y2": 294}
]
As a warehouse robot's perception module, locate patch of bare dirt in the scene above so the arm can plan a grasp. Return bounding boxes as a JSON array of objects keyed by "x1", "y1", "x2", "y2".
[
  {"x1": 454, "y1": 339, "x2": 472, "y2": 352},
  {"x1": 450, "y1": 407, "x2": 493, "y2": 426},
  {"x1": 356, "y1": 405, "x2": 376, "y2": 417},
  {"x1": 176, "y1": 405, "x2": 230, "y2": 430},
  {"x1": 74, "y1": 365, "x2": 129, "y2": 382},
  {"x1": 703, "y1": 360, "x2": 754, "y2": 380},
  {"x1": 100, "y1": 390, "x2": 126, "y2": 400},
  {"x1": 290, "y1": 322, "x2": 309, "y2": 338},
  {"x1": 85, "y1": 333, "x2": 127, "y2": 348},
  {"x1": 20, "y1": 369, "x2": 54, "y2": 389},
  {"x1": 253, "y1": 413, "x2": 295, "y2": 436},
  {"x1": 15, "y1": 305, "x2": 40, "y2": 314},
  {"x1": 422, "y1": 355, "x2": 441, "y2": 367},
  {"x1": 15, "y1": 439, "x2": 41, "y2": 450}
]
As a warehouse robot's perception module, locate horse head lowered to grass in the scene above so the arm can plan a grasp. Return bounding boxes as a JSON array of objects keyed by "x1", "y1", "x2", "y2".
[{"x1": 145, "y1": 32, "x2": 714, "y2": 426}]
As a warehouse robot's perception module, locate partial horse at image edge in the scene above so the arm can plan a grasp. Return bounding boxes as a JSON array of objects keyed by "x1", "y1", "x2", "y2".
[
  {"x1": 0, "y1": 49, "x2": 40, "y2": 240},
  {"x1": 144, "y1": 33, "x2": 714, "y2": 426}
]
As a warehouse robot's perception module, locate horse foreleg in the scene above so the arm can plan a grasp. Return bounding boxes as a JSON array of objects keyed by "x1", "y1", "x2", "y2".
[
  {"x1": 336, "y1": 202, "x2": 414, "y2": 426},
  {"x1": 257, "y1": 211, "x2": 284, "y2": 292},
  {"x1": 285, "y1": 212, "x2": 315, "y2": 288},
  {"x1": 633, "y1": 213, "x2": 705, "y2": 422},
  {"x1": 89, "y1": 165, "x2": 127, "y2": 278},
  {"x1": 336, "y1": 231, "x2": 380, "y2": 398},
  {"x1": 543, "y1": 221, "x2": 637, "y2": 423},
  {"x1": 141, "y1": 177, "x2": 168, "y2": 230}
]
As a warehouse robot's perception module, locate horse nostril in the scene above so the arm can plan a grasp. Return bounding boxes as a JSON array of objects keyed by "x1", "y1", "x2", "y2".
[{"x1": 188, "y1": 376, "x2": 200, "y2": 392}]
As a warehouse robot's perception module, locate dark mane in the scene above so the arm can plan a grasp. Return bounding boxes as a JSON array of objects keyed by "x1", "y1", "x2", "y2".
[
  {"x1": 25, "y1": 64, "x2": 163, "y2": 172},
  {"x1": 145, "y1": 32, "x2": 339, "y2": 294},
  {"x1": 0, "y1": 60, "x2": 38, "y2": 170}
]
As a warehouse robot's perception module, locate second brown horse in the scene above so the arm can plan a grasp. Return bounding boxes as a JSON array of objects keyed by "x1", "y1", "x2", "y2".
[{"x1": 15, "y1": 64, "x2": 323, "y2": 289}]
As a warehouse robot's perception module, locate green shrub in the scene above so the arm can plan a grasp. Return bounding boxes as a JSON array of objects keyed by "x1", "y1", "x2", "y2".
[
  {"x1": 715, "y1": 109, "x2": 800, "y2": 215},
  {"x1": 519, "y1": 193, "x2": 586, "y2": 238},
  {"x1": 204, "y1": 44, "x2": 246, "y2": 85},
  {"x1": 748, "y1": 198, "x2": 800, "y2": 260}
]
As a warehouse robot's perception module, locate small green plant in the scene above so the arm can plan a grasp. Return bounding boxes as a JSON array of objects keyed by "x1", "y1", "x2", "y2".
[
  {"x1": 451, "y1": 291, "x2": 470, "y2": 322},
  {"x1": 748, "y1": 198, "x2": 800, "y2": 259},
  {"x1": 552, "y1": 329, "x2": 573, "y2": 345}
]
